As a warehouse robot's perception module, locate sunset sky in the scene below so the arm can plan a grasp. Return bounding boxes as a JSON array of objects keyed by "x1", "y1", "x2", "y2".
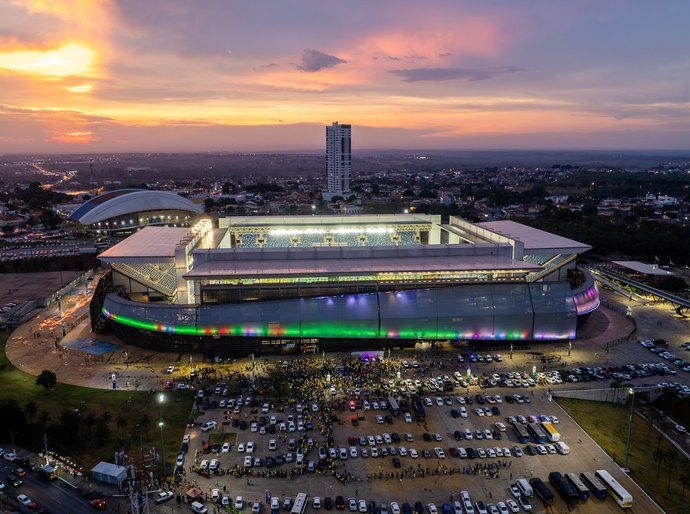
[{"x1": 1, "y1": 0, "x2": 689, "y2": 153}]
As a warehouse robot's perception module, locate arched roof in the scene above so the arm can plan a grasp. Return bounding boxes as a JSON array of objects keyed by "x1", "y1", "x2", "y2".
[{"x1": 69, "y1": 189, "x2": 204, "y2": 225}]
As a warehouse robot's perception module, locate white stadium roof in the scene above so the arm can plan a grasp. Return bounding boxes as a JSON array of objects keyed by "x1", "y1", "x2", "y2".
[
  {"x1": 477, "y1": 220, "x2": 591, "y2": 253},
  {"x1": 69, "y1": 189, "x2": 203, "y2": 225},
  {"x1": 612, "y1": 261, "x2": 674, "y2": 276},
  {"x1": 99, "y1": 226, "x2": 191, "y2": 262}
]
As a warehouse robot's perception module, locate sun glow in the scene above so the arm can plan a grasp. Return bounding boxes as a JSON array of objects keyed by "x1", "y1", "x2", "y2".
[
  {"x1": 66, "y1": 84, "x2": 92, "y2": 93},
  {"x1": 0, "y1": 42, "x2": 96, "y2": 77}
]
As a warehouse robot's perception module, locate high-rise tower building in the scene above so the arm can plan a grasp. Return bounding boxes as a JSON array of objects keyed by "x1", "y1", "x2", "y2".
[{"x1": 325, "y1": 122, "x2": 351, "y2": 199}]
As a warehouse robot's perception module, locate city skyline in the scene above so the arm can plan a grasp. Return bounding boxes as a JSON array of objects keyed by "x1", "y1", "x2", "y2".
[{"x1": 1, "y1": 0, "x2": 689, "y2": 153}]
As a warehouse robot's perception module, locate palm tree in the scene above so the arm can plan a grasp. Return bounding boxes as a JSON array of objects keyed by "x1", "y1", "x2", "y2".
[
  {"x1": 99, "y1": 411, "x2": 112, "y2": 424},
  {"x1": 666, "y1": 450, "x2": 678, "y2": 493},
  {"x1": 37, "y1": 411, "x2": 51, "y2": 429},
  {"x1": 609, "y1": 377, "x2": 624, "y2": 402},
  {"x1": 116, "y1": 415, "x2": 128, "y2": 438},
  {"x1": 654, "y1": 448, "x2": 665, "y2": 477},
  {"x1": 680, "y1": 468, "x2": 690, "y2": 500},
  {"x1": 24, "y1": 401, "x2": 37, "y2": 424},
  {"x1": 139, "y1": 414, "x2": 151, "y2": 438},
  {"x1": 646, "y1": 409, "x2": 660, "y2": 448}
]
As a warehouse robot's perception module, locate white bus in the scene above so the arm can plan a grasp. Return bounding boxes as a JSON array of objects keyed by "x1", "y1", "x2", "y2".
[
  {"x1": 595, "y1": 469, "x2": 633, "y2": 508},
  {"x1": 291, "y1": 493, "x2": 308, "y2": 514}
]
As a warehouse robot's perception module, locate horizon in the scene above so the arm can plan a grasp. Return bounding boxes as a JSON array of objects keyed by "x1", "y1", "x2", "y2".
[{"x1": 1, "y1": 1, "x2": 689, "y2": 153}]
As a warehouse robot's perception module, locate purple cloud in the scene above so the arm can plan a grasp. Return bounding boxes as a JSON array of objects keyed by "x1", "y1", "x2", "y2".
[
  {"x1": 388, "y1": 66, "x2": 525, "y2": 82},
  {"x1": 297, "y1": 49, "x2": 347, "y2": 72}
]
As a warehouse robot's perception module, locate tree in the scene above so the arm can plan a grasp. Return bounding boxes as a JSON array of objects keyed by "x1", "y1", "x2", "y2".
[
  {"x1": 681, "y1": 468, "x2": 690, "y2": 500},
  {"x1": 646, "y1": 409, "x2": 660, "y2": 448},
  {"x1": 139, "y1": 414, "x2": 151, "y2": 437},
  {"x1": 36, "y1": 369, "x2": 57, "y2": 390},
  {"x1": 24, "y1": 400, "x2": 37, "y2": 423},
  {"x1": 666, "y1": 450, "x2": 677, "y2": 493},
  {"x1": 654, "y1": 448, "x2": 665, "y2": 477},
  {"x1": 116, "y1": 415, "x2": 128, "y2": 438}
]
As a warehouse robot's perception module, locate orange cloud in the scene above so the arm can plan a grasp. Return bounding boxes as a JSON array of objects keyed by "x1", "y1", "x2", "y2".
[
  {"x1": 10, "y1": 0, "x2": 111, "y2": 23},
  {"x1": 51, "y1": 130, "x2": 93, "y2": 144},
  {"x1": 362, "y1": 19, "x2": 502, "y2": 62}
]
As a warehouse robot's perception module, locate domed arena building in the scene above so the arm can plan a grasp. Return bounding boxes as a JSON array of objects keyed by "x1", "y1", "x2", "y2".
[{"x1": 68, "y1": 189, "x2": 204, "y2": 234}]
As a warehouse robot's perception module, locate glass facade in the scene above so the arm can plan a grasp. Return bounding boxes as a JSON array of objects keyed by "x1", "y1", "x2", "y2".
[{"x1": 104, "y1": 281, "x2": 579, "y2": 342}]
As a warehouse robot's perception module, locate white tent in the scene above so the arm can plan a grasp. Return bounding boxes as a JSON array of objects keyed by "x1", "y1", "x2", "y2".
[{"x1": 91, "y1": 461, "x2": 127, "y2": 486}]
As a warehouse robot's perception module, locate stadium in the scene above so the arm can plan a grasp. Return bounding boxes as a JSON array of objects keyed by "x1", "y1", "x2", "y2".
[
  {"x1": 68, "y1": 188, "x2": 204, "y2": 234},
  {"x1": 90, "y1": 214, "x2": 600, "y2": 356}
]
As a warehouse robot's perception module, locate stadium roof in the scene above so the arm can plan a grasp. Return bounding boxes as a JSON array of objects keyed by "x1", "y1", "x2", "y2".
[
  {"x1": 99, "y1": 226, "x2": 191, "y2": 262},
  {"x1": 477, "y1": 220, "x2": 591, "y2": 253},
  {"x1": 183, "y1": 254, "x2": 541, "y2": 279},
  {"x1": 69, "y1": 189, "x2": 203, "y2": 225},
  {"x1": 612, "y1": 261, "x2": 674, "y2": 276}
]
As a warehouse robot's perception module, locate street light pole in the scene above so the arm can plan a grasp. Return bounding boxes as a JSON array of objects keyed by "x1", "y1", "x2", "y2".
[
  {"x1": 158, "y1": 394, "x2": 166, "y2": 477},
  {"x1": 623, "y1": 388, "x2": 635, "y2": 472}
]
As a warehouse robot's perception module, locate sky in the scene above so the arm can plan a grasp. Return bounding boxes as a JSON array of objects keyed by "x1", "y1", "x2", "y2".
[{"x1": 1, "y1": 0, "x2": 689, "y2": 153}]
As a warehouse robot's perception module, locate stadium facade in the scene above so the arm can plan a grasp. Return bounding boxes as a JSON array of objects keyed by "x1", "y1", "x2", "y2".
[{"x1": 91, "y1": 214, "x2": 600, "y2": 356}]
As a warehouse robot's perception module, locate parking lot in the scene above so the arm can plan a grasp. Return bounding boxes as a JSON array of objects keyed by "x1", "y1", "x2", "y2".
[{"x1": 173, "y1": 353, "x2": 662, "y2": 514}]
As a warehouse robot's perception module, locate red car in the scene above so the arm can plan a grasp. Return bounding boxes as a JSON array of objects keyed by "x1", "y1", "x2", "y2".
[{"x1": 90, "y1": 498, "x2": 107, "y2": 510}]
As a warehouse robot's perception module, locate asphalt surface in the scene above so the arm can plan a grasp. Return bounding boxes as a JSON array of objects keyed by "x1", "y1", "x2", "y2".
[{"x1": 0, "y1": 458, "x2": 101, "y2": 514}]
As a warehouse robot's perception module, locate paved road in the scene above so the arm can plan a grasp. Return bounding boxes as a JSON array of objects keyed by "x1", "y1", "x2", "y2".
[{"x1": 0, "y1": 459, "x2": 109, "y2": 514}]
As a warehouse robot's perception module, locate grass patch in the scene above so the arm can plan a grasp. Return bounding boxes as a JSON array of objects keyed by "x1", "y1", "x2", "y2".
[
  {"x1": 0, "y1": 330, "x2": 193, "y2": 476},
  {"x1": 208, "y1": 432, "x2": 237, "y2": 445},
  {"x1": 558, "y1": 397, "x2": 690, "y2": 514}
]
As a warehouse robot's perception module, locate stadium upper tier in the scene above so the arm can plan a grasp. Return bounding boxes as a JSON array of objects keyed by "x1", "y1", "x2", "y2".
[{"x1": 92, "y1": 214, "x2": 598, "y2": 354}]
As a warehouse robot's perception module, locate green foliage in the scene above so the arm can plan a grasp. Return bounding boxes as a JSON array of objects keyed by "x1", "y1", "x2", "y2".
[
  {"x1": 36, "y1": 369, "x2": 57, "y2": 389},
  {"x1": 0, "y1": 333, "x2": 193, "y2": 472}
]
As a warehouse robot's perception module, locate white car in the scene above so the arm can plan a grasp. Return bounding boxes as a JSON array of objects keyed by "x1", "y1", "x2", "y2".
[
  {"x1": 17, "y1": 494, "x2": 32, "y2": 506},
  {"x1": 359, "y1": 500, "x2": 368, "y2": 513},
  {"x1": 165, "y1": 365, "x2": 174, "y2": 374},
  {"x1": 390, "y1": 502, "x2": 401, "y2": 514},
  {"x1": 409, "y1": 448, "x2": 418, "y2": 458},
  {"x1": 460, "y1": 407, "x2": 468, "y2": 418},
  {"x1": 175, "y1": 454, "x2": 185, "y2": 467},
  {"x1": 200, "y1": 420, "x2": 217, "y2": 432},
  {"x1": 222, "y1": 442, "x2": 231, "y2": 453},
  {"x1": 428, "y1": 503, "x2": 438, "y2": 514},
  {"x1": 434, "y1": 447, "x2": 446, "y2": 459},
  {"x1": 154, "y1": 491, "x2": 174, "y2": 504},
  {"x1": 398, "y1": 446, "x2": 407, "y2": 456},
  {"x1": 376, "y1": 415, "x2": 384, "y2": 424},
  {"x1": 350, "y1": 446, "x2": 358, "y2": 458},
  {"x1": 237, "y1": 443, "x2": 245, "y2": 452},
  {"x1": 505, "y1": 500, "x2": 520, "y2": 513},
  {"x1": 313, "y1": 497, "x2": 322, "y2": 509},
  {"x1": 496, "y1": 502, "x2": 509, "y2": 514},
  {"x1": 404, "y1": 413, "x2": 413, "y2": 423},
  {"x1": 236, "y1": 497, "x2": 245, "y2": 509},
  {"x1": 243, "y1": 456, "x2": 252, "y2": 467},
  {"x1": 246, "y1": 442, "x2": 255, "y2": 453}
]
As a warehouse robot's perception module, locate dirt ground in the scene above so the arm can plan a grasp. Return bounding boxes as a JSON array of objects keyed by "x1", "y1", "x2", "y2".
[{"x1": 0, "y1": 271, "x2": 82, "y2": 305}]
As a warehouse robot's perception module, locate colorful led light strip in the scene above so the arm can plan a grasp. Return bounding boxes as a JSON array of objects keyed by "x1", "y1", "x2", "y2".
[{"x1": 103, "y1": 308, "x2": 560, "y2": 341}]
